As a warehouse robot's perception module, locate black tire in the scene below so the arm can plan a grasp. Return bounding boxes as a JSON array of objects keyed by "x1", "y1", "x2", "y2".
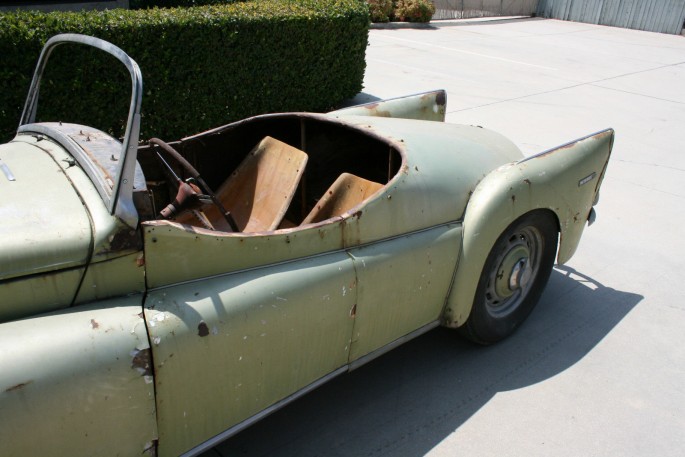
[{"x1": 459, "y1": 210, "x2": 558, "y2": 345}]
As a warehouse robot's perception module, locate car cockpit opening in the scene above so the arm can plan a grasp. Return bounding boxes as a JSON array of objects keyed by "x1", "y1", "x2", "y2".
[{"x1": 137, "y1": 114, "x2": 404, "y2": 233}]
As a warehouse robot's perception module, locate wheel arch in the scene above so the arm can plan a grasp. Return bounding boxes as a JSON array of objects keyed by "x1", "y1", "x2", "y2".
[
  {"x1": 442, "y1": 128, "x2": 613, "y2": 329},
  {"x1": 442, "y1": 164, "x2": 566, "y2": 329}
]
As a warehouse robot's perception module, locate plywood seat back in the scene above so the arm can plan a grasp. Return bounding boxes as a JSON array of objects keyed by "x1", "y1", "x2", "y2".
[
  {"x1": 206, "y1": 136, "x2": 308, "y2": 232},
  {"x1": 303, "y1": 172, "x2": 383, "y2": 225}
]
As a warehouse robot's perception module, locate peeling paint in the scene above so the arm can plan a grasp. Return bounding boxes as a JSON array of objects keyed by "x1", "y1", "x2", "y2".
[
  {"x1": 143, "y1": 440, "x2": 158, "y2": 456},
  {"x1": 198, "y1": 321, "x2": 209, "y2": 337},
  {"x1": 131, "y1": 348, "x2": 152, "y2": 377}
]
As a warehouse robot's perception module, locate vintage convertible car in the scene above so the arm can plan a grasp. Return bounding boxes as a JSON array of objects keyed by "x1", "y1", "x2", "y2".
[{"x1": 0, "y1": 35, "x2": 613, "y2": 456}]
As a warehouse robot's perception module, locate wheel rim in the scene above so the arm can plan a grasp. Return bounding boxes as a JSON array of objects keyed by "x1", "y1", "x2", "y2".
[{"x1": 484, "y1": 226, "x2": 544, "y2": 318}]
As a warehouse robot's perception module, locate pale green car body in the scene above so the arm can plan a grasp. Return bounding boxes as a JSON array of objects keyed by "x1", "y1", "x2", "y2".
[{"x1": 0, "y1": 35, "x2": 613, "y2": 456}]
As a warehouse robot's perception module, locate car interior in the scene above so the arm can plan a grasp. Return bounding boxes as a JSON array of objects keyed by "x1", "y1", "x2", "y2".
[{"x1": 136, "y1": 114, "x2": 403, "y2": 233}]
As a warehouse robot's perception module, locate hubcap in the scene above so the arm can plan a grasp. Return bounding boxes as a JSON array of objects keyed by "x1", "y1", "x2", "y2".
[
  {"x1": 510, "y1": 257, "x2": 532, "y2": 290},
  {"x1": 484, "y1": 226, "x2": 543, "y2": 318},
  {"x1": 494, "y1": 245, "x2": 530, "y2": 298}
]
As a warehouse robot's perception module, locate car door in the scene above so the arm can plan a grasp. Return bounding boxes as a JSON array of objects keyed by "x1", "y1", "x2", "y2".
[
  {"x1": 346, "y1": 224, "x2": 461, "y2": 364},
  {"x1": 142, "y1": 221, "x2": 356, "y2": 457}
]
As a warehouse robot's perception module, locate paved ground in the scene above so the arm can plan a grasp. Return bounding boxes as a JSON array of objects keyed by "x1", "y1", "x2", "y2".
[{"x1": 206, "y1": 17, "x2": 685, "y2": 457}]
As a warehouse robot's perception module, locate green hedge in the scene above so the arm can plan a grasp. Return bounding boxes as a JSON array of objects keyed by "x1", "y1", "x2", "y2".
[
  {"x1": 130, "y1": 0, "x2": 241, "y2": 9},
  {"x1": 0, "y1": 0, "x2": 369, "y2": 142}
]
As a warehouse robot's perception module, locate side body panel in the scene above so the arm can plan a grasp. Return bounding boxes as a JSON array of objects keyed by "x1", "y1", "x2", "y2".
[
  {"x1": 1, "y1": 134, "x2": 145, "y2": 323},
  {"x1": 0, "y1": 268, "x2": 84, "y2": 323},
  {"x1": 0, "y1": 139, "x2": 91, "y2": 280},
  {"x1": 330, "y1": 116, "x2": 525, "y2": 246},
  {"x1": 75, "y1": 252, "x2": 145, "y2": 304},
  {"x1": 143, "y1": 213, "x2": 346, "y2": 288},
  {"x1": 146, "y1": 253, "x2": 357, "y2": 457},
  {"x1": 0, "y1": 140, "x2": 92, "y2": 321},
  {"x1": 0, "y1": 298, "x2": 157, "y2": 456},
  {"x1": 443, "y1": 129, "x2": 614, "y2": 327},
  {"x1": 141, "y1": 114, "x2": 529, "y2": 454},
  {"x1": 348, "y1": 224, "x2": 461, "y2": 361}
]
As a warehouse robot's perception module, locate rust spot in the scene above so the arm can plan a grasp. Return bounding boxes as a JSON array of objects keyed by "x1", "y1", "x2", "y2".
[
  {"x1": 353, "y1": 210, "x2": 363, "y2": 219},
  {"x1": 350, "y1": 304, "x2": 357, "y2": 318},
  {"x1": 131, "y1": 348, "x2": 152, "y2": 377},
  {"x1": 198, "y1": 321, "x2": 210, "y2": 337},
  {"x1": 364, "y1": 102, "x2": 380, "y2": 110},
  {"x1": 90, "y1": 319, "x2": 100, "y2": 329},
  {"x1": 136, "y1": 255, "x2": 145, "y2": 267},
  {"x1": 108, "y1": 229, "x2": 141, "y2": 252},
  {"x1": 5, "y1": 381, "x2": 33, "y2": 392},
  {"x1": 524, "y1": 179, "x2": 531, "y2": 185},
  {"x1": 511, "y1": 195, "x2": 516, "y2": 203}
]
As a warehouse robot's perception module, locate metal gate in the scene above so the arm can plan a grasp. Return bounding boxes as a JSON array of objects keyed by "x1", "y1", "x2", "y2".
[
  {"x1": 536, "y1": 0, "x2": 685, "y2": 34},
  {"x1": 433, "y1": 0, "x2": 538, "y2": 20}
]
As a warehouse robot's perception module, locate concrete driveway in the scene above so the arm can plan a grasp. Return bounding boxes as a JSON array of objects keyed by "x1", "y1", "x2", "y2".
[{"x1": 206, "y1": 17, "x2": 685, "y2": 457}]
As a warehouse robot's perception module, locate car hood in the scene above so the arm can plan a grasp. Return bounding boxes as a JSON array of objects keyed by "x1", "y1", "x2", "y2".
[{"x1": 0, "y1": 139, "x2": 92, "y2": 281}]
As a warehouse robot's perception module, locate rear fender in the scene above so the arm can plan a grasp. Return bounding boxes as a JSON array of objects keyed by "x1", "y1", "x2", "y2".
[
  {"x1": 329, "y1": 90, "x2": 446, "y2": 122},
  {"x1": 442, "y1": 129, "x2": 614, "y2": 328}
]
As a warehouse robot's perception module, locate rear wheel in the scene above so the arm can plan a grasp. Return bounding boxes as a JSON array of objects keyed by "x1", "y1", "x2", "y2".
[{"x1": 459, "y1": 210, "x2": 558, "y2": 345}]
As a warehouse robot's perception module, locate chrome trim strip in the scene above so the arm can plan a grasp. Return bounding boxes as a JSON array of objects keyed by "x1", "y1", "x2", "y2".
[
  {"x1": 180, "y1": 366, "x2": 349, "y2": 457},
  {"x1": 179, "y1": 320, "x2": 442, "y2": 456},
  {"x1": 349, "y1": 320, "x2": 440, "y2": 371},
  {"x1": 0, "y1": 159, "x2": 15, "y2": 181}
]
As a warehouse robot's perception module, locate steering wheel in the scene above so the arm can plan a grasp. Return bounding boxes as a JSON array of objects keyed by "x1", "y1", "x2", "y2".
[{"x1": 149, "y1": 138, "x2": 238, "y2": 232}]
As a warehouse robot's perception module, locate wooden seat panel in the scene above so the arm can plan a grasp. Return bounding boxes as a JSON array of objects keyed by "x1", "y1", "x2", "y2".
[
  {"x1": 204, "y1": 136, "x2": 308, "y2": 232},
  {"x1": 303, "y1": 173, "x2": 383, "y2": 225}
]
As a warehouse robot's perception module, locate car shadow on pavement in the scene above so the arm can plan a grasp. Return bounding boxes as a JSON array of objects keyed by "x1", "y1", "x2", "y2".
[{"x1": 204, "y1": 266, "x2": 643, "y2": 457}]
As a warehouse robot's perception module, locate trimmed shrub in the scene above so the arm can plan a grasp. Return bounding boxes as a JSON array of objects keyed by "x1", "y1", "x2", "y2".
[
  {"x1": 368, "y1": 0, "x2": 394, "y2": 23},
  {"x1": 130, "y1": 0, "x2": 240, "y2": 8},
  {"x1": 394, "y1": 0, "x2": 435, "y2": 22},
  {"x1": 0, "y1": 0, "x2": 369, "y2": 142}
]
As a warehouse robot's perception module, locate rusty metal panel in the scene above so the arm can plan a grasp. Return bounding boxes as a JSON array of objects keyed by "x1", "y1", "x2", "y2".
[
  {"x1": 0, "y1": 268, "x2": 84, "y2": 323},
  {"x1": 145, "y1": 253, "x2": 356, "y2": 457},
  {"x1": 329, "y1": 90, "x2": 447, "y2": 122},
  {"x1": 143, "y1": 218, "x2": 345, "y2": 288},
  {"x1": 0, "y1": 298, "x2": 157, "y2": 457},
  {"x1": 348, "y1": 224, "x2": 461, "y2": 362},
  {"x1": 434, "y1": 0, "x2": 538, "y2": 20},
  {"x1": 443, "y1": 129, "x2": 613, "y2": 328},
  {"x1": 333, "y1": 116, "x2": 524, "y2": 247},
  {"x1": 144, "y1": 116, "x2": 523, "y2": 289},
  {"x1": 537, "y1": 0, "x2": 685, "y2": 34},
  {"x1": 74, "y1": 252, "x2": 145, "y2": 304}
]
